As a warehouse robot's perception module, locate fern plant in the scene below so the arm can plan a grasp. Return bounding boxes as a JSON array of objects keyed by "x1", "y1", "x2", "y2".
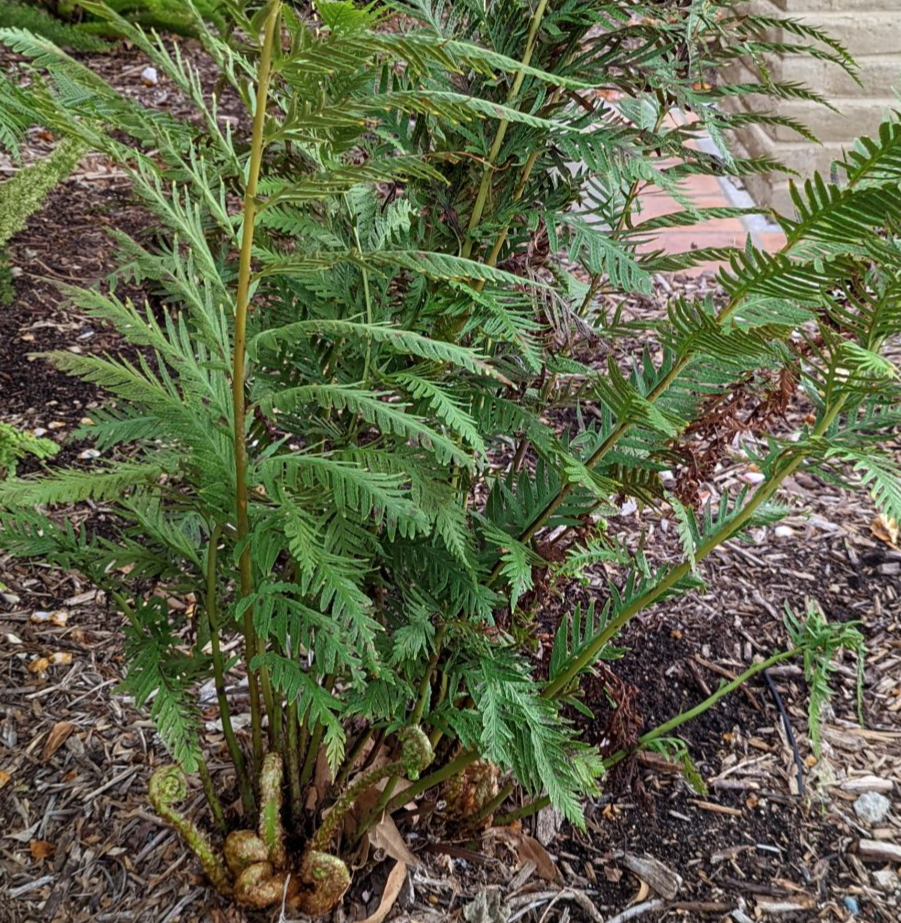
[
  {"x1": 0, "y1": 0, "x2": 897, "y2": 912},
  {"x1": 59, "y1": 0, "x2": 228, "y2": 38},
  {"x1": 0, "y1": 423, "x2": 58, "y2": 480},
  {"x1": 0, "y1": 0, "x2": 224, "y2": 46},
  {"x1": 0, "y1": 136, "x2": 85, "y2": 245},
  {"x1": 0, "y1": 2, "x2": 110, "y2": 52},
  {"x1": 0, "y1": 135, "x2": 85, "y2": 305}
]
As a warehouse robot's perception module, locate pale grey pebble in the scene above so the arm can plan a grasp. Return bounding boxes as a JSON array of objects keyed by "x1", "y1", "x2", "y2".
[{"x1": 854, "y1": 791, "x2": 892, "y2": 825}]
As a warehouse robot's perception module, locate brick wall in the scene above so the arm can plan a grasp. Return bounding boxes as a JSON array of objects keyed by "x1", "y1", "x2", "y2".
[{"x1": 728, "y1": 0, "x2": 901, "y2": 212}]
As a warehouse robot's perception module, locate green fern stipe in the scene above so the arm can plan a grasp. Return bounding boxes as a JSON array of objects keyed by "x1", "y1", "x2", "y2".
[
  {"x1": 148, "y1": 766, "x2": 233, "y2": 897},
  {"x1": 310, "y1": 726, "x2": 434, "y2": 854},
  {"x1": 258, "y1": 752, "x2": 287, "y2": 869}
]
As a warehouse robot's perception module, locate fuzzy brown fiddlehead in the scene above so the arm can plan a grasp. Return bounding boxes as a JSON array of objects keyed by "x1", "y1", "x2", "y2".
[
  {"x1": 443, "y1": 758, "x2": 500, "y2": 827},
  {"x1": 224, "y1": 830, "x2": 268, "y2": 876},
  {"x1": 234, "y1": 861, "x2": 299, "y2": 909},
  {"x1": 296, "y1": 850, "x2": 352, "y2": 916},
  {"x1": 148, "y1": 765, "x2": 233, "y2": 897},
  {"x1": 259, "y1": 751, "x2": 287, "y2": 868}
]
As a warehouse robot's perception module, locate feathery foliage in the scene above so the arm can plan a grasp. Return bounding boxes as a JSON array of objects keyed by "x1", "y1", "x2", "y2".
[
  {"x1": 0, "y1": 137, "x2": 85, "y2": 246},
  {"x1": 0, "y1": 2, "x2": 110, "y2": 52},
  {"x1": 0, "y1": 423, "x2": 59, "y2": 479}
]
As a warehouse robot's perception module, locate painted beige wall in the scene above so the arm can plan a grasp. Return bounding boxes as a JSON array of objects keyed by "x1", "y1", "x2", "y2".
[{"x1": 728, "y1": 0, "x2": 900, "y2": 212}]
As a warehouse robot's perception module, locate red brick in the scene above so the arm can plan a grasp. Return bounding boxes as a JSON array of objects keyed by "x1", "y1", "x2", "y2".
[{"x1": 754, "y1": 231, "x2": 787, "y2": 253}]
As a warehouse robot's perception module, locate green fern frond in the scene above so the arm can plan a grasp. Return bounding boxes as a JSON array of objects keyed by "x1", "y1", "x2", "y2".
[
  {"x1": 0, "y1": 2, "x2": 110, "y2": 52},
  {"x1": 119, "y1": 597, "x2": 205, "y2": 772},
  {"x1": 784, "y1": 602, "x2": 865, "y2": 755},
  {"x1": 259, "y1": 453, "x2": 428, "y2": 537},
  {"x1": 0, "y1": 137, "x2": 86, "y2": 246},
  {"x1": 826, "y1": 447, "x2": 901, "y2": 523},
  {"x1": 0, "y1": 461, "x2": 166, "y2": 508},
  {"x1": 0, "y1": 423, "x2": 59, "y2": 478},
  {"x1": 250, "y1": 318, "x2": 506, "y2": 381},
  {"x1": 259, "y1": 383, "x2": 475, "y2": 469}
]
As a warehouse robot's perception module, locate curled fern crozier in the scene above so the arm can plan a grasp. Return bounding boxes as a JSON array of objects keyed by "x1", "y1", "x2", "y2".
[{"x1": 148, "y1": 766, "x2": 232, "y2": 897}]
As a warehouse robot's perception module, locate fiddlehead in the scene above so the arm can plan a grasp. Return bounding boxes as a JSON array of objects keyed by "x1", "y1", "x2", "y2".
[
  {"x1": 397, "y1": 725, "x2": 434, "y2": 781},
  {"x1": 259, "y1": 751, "x2": 287, "y2": 868},
  {"x1": 224, "y1": 830, "x2": 268, "y2": 875},
  {"x1": 296, "y1": 850, "x2": 352, "y2": 916},
  {"x1": 234, "y1": 861, "x2": 299, "y2": 909},
  {"x1": 148, "y1": 765, "x2": 233, "y2": 897},
  {"x1": 443, "y1": 759, "x2": 501, "y2": 827},
  {"x1": 226, "y1": 828, "x2": 298, "y2": 909}
]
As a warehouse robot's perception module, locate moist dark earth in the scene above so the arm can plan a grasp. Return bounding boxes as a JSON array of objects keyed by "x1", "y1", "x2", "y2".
[{"x1": 1, "y1": 41, "x2": 900, "y2": 923}]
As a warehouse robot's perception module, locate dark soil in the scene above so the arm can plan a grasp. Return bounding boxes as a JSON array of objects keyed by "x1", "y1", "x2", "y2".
[{"x1": 1, "y1": 181, "x2": 147, "y2": 462}]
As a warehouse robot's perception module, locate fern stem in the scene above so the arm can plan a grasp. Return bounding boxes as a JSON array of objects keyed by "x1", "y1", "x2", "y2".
[
  {"x1": 149, "y1": 766, "x2": 233, "y2": 897},
  {"x1": 299, "y1": 721, "x2": 325, "y2": 789},
  {"x1": 473, "y1": 16, "x2": 603, "y2": 280},
  {"x1": 613, "y1": 647, "x2": 802, "y2": 762},
  {"x1": 197, "y1": 755, "x2": 227, "y2": 833},
  {"x1": 205, "y1": 526, "x2": 255, "y2": 818},
  {"x1": 323, "y1": 760, "x2": 403, "y2": 851},
  {"x1": 346, "y1": 192, "x2": 375, "y2": 382},
  {"x1": 259, "y1": 752, "x2": 288, "y2": 868},
  {"x1": 463, "y1": 10, "x2": 599, "y2": 280},
  {"x1": 231, "y1": 0, "x2": 281, "y2": 773},
  {"x1": 460, "y1": 0, "x2": 552, "y2": 262},
  {"x1": 413, "y1": 624, "x2": 446, "y2": 724},
  {"x1": 379, "y1": 749, "x2": 481, "y2": 820},
  {"x1": 466, "y1": 781, "x2": 514, "y2": 827},
  {"x1": 475, "y1": 52, "x2": 660, "y2": 290},
  {"x1": 296, "y1": 705, "x2": 311, "y2": 779},
  {"x1": 542, "y1": 396, "x2": 848, "y2": 699},
  {"x1": 495, "y1": 794, "x2": 548, "y2": 826},
  {"x1": 333, "y1": 727, "x2": 433, "y2": 849},
  {"x1": 109, "y1": 590, "x2": 144, "y2": 634},
  {"x1": 481, "y1": 147, "x2": 541, "y2": 272},
  {"x1": 363, "y1": 625, "x2": 447, "y2": 827},
  {"x1": 298, "y1": 675, "x2": 334, "y2": 790},
  {"x1": 286, "y1": 697, "x2": 303, "y2": 823},
  {"x1": 476, "y1": 67, "x2": 579, "y2": 278},
  {"x1": 269, "y1": 689, "x2": 284, "y2": 759}
]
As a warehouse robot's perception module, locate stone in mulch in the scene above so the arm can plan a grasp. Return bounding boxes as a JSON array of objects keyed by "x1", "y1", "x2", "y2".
[{"x1": 855, "y1": 792, "x2": 893, "y2": 825}]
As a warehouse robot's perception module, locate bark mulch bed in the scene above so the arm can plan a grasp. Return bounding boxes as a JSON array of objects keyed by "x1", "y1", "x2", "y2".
[{"x1": 1, "y1": 40, "x2": 900, "y2": 923}]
